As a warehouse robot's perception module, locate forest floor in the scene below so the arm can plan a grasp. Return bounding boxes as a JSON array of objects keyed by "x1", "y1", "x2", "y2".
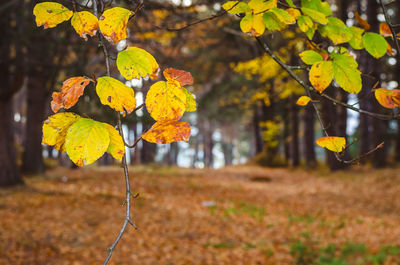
[{"x1": 1, "y1": 165, "x2": 400, "y2": 265}]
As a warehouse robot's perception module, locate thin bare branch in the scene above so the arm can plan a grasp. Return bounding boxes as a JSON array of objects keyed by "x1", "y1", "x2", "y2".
[{"x1": 379, "y1": 0, "x2": 400, "y2": 59}]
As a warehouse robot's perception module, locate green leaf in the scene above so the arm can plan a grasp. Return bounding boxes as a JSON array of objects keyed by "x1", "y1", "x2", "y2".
[
  {"x1": 270, "y1": 8, "x2": 296, "y2": 24},
  {"x1": 183, "y1": 87, "x2": 197, "y2": 112},
  {"x1": 319, "y1": 17, "x2": 353, "y2": 44},
  {"x1": 285, "y1": 0, "x2": 295, "y2": 8},
  {"x1": 301, "y1": 7, "x2": 328, "y2": 25},
  {"x1": 332, "y1": 55, "x2": 362, "y2": 94},
  {"x1": 362, "y1": 32, "x2": 388, "y2": 59},
  {"x1": 117, "y1": 47, "x2": 159, "y2": 80},
  {"x1": 348, "y1": 26, "x2": 365, "y2": 50},
  {"x1": 263, "y1": 12, "x2": 286, "y2": 31},
  {"x1": 299, "y1": 50, "x2": 323, "y2": 65},
  {"x1": 222, "y1": 1, "x2": 251, "y2": 13},
  {"x1": 65, "y1": 118, "x2": 110, "y2": 166},
  {"x1": 96, "y1": 76, "x2": 136, "y2": 114},
  {"x1": 305, "y1": 26, "x2": 315, "y2": 39},
  {"x1": 297, "y1": 15, "x2": 313, "y2": 32},
  {"x1": 301, "y1": 0, "x2": 332, "y2": 16}
]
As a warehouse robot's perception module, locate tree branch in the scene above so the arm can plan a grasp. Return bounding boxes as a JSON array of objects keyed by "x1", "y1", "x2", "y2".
[
  {"x1": 93, "y1": 1, "x2": 139, "y2": 264},
  {"x1": 379, "y1": 0, "x2": 400, "y2": 59}
]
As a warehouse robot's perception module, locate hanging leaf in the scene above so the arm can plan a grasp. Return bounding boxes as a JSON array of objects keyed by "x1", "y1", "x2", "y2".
[
  {"x1": 117, "y1": 47, "x2": 159, "y2": 80},
  {"x1": 299, "y1": 50, "x2": 323, "y2": 65},
  {"x1": 222, "y1": 1, "x2": 251, "y2": 14},
  {"x1": 301, "y1": 0, "x2": 332, "y2": 16},
  {"x1": 42, "y1": 112, "x2": 81, "y2": 153},
  {"x1": 240, "y1": 14, "x2": 265, "y2": 36},
  {"x1": 374, "y1": 88, "x2": 400, "y2": 109},
  {"x1": 309, "y1": 61, "x2": 333, "y2": 93},
  {"x1": 33, "y1": 2, "x2": 73, "y2": 29},
  {"x1": 285, "y1": 0, "x2": 295, "y2": 8},
  {"x1": 65, "y1": 118, "x2": 110, "y2": 166},
  {"x1": 71, "y1": 11, "x2": 99, "y2": 40},
  {"x1": 248, "y1": 0, "x2": 277, "y2": 13},
  {"x1": 354, "y1": 12, "x2": 370, "y2": 30},
  {"x1": 297, "y1": 15, "x2": 313, "y2": 32},
  {"x1": 301, "y1": 7, "x2": 328, "y2": 25},
  {"x1": 263, "y1": 12, "x2": 287, "y2": 31},
  {"x1": 316, "y1": 136, "x2": 346, "y2": 152},
  {"x1": 379, "y1": 22, "x2": 391, "y2": 37},
  {"x1": 287, "y1": 8, "x2": 301, "y2": 19},
  {"x1": 104, "y1": 124, "x2": 125, "y2": 160},
  {"x1": 319, "y1": 17, "x2": 353, "y2": 44},
  {"x1": 96, "y1": 76, "x2": 136, "y2": 114},
  {"x1": 99, "y1": 7, "x2": 132, "y2": 44},
  {"x1": 387, "y1": 43, "x2": 396, "y2": 56},
  {"x1": 296, "y1": 96, "x2": 312, "y2": 106},
  {"x1": 363, "y1": 32, "x2": 388, "y2": 59},
  {"x1": 142, "y1": 120, "x2": 191, "y2": 144},
  {"x1": 51, "y1": 77, "x2": 93, "y2": 113},
  {"x1": 182, "y1": 87, "x2": 197, "y2": 112},
  {"x1": 348, "y1": 26, "x2": 365, "y2": 50},
  {"x1": 332, "y1": 54, "x2": 362, "y2": 94},
  {"x1": 163, "y1": 68, "x2": 194, "y2": 86},
  {"x1": 145, "y1": 80, "x2": 187, "y2": 121}
]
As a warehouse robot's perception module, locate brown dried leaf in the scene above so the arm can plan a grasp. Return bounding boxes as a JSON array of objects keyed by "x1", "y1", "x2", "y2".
[{"x1": 163, "y1": 68, "x2": 194, "y2": 86}]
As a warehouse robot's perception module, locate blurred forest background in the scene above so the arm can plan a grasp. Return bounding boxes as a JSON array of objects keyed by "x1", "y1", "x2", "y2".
[
  {"x1": 2, "y1": 0, "x2": 400, "y2": 187},
  {"x1": 2, "y1": 1, "x2": 400, "y2": 264}
]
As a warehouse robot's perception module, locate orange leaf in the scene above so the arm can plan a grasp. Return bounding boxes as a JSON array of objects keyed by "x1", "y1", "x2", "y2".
[
  {"x1": 374, "y1": 88, "x2": 400, "y2": 109},
  {"x1": 163, "y1": 68, "x2": 193, "y2": 86},
  {"x1": 142, "y1": 120, "x2": 191, "y2": 144},
  {"x1": 316, "y1": 136, "x2": 346, "y2": 152},
  {"x1": 379, "y1": 22, "x2": 391, "y2": 37},
  {"x1": 354, "y1": 12, "x2": 370, "y2": 30},
  {"x1": 51, "y1": 77, "x2": 93, "y2": 113},
  {"x1": 387, "y1": 43, "x2": 396, "y2": 56}
]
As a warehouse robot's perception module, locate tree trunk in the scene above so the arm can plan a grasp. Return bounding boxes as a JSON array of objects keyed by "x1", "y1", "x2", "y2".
[
  {"x1": 303, "y1": 104, "x2": 316, "y2": 167},
  {"x1": 252, "y1": 103, "x2": 263, "y2": 155},
  {"x1": 0, "y1": 100, "x2": 23, "y2": 186},
  {"x1": 290, "y1": 95, "x2": 299, "y2": 167},
  {"x1": 21, "y1": 75, "x2": 48, "y2": 174}
]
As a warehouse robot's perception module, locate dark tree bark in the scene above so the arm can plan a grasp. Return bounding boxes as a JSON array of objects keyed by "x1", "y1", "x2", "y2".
[
  {"x1": 303, "y1": 104, "x2": 316, "y2": 167},
  {"x1": 203, "y1": 124, "x2": 214, "y2": 168},
  {"x1": 283, "y1": 99, "x2": 290, "y2": 162},
  {"x1": 21, "y1": 74, "x2": 48, "y2": 174},
  {"x1": 0, "y1": 101, "x2": 23, "y2": 186},
  {"x1": 252, "y1": 103, "x2": 263, "y2": 155},
  {"x1": 289, "y1": 95, "x2": 299, "y2": 167}
]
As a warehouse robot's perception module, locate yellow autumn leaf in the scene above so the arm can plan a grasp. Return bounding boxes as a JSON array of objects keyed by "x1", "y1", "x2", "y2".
[
  {"x1": 142, "y1": 120, "x2": 191, "y2": 144},
  {"x1": 96, "y1": 76, "x2": 136, "y2": 115},
  {"x1": 296, "y1": 96, "x2": 312, "y2": 106},
  {"x1": 240, "y1": 14, "x2": 265, "y2": 36},
  {"x1": 309, "y1": 61, "x2": 333, "y2": 93},
  {"x1": 116, "y1": 47, "x2": 159, "y2": 80},
  {"x1": 316, "y1": 136, "x2": 346, "y2": 152},
  {"x1": 71, "y1": 11, "x2": 99, "y2": 40},
  {"x1": 33, "y1": 2, "x2": 73, "y2": 29},
  {"x1": 104, "y1": 124, "x2": 125, "y2": 160},
  {"x1": 99, "y1": 7, "x2": 132, "y2": 44},
  {"x1": 65, "y1": 118, "x2": 110, "y2": 166},
  {"x1": 145, "y1": 80, "x2": 187, "y2": 121},
  {"x1": 42, "y1": 112, "x2": 81, "y2": 153},
  {"x1": 51, "y1": 76, "x2": 93, "y2": 113},
  {"x1": 248, "y1": 0, "x2": 276, "y2": 13}
]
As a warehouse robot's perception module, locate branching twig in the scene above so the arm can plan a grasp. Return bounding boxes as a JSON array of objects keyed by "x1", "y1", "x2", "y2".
[
  {"x1": 379, "y1": 0, "x2": 400, "y2": 59},
  {"x1": 93, "y1": 1, "x2": 139, "y2": 265}
]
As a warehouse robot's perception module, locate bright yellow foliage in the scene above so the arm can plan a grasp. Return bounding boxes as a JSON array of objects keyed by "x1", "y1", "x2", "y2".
[
  {"x1": 65, "y1": 118, "x2": 110, "y2": 166},
  {"x1": 116, "y1": 47, "x2": 159, "y2": 80},
  {"x1": 71, "y1": 11, "x2": 99, "y2": 40},
  {"x1": 33, "y1": 2, "x2": 73, "y2": 29},
  {"x1": 99, "y1": 7, "x2": 132, "y2": 43},
  {"x1": 316, "y1": 136, "x2": 346, "y2": 152},
  {"x1": 309, "y1": 61, "x2": 333, "y2": 93},
  {"x1": 96, "y1": 77, "x2": 136, "y2": 115},
  {"x1": 42, "y1": 112, "x2": 81, "y2": 153},
  {"x1": 145, "y1": 80, "x2": 187, "y2": 121},
  {"x1": 296, "y1": 96, "x2": 312, "y2": 106},
  {"x1": 105, "y1": 124, "x2": 125, "y2": 160},
  {"x1": 240, "y1": 14, "x2": 265, "y2": 36}
]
